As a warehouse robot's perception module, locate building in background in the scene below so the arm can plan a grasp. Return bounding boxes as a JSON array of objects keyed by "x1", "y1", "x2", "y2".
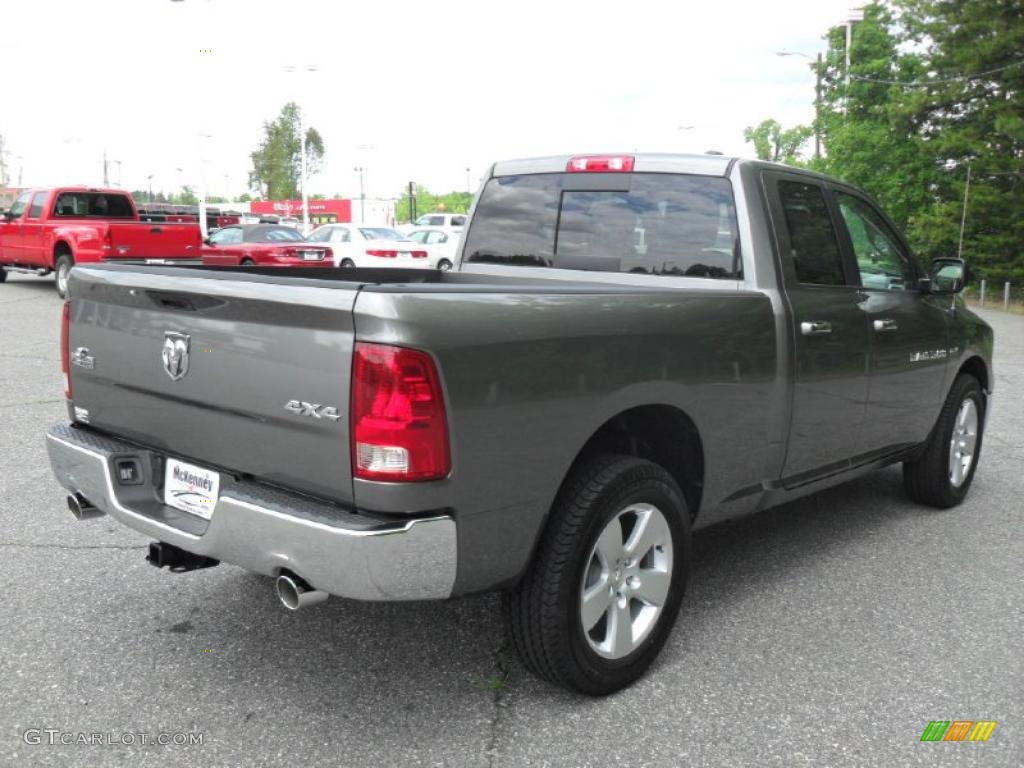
[
  {"x1": 0, "y1": 187, "x2": 24, "y2": 211},
  {"x1": 247, "y1": 198, "x2": 397, "y2": 228}
]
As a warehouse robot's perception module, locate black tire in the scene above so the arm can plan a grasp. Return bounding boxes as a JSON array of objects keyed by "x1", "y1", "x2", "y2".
[
  {"x1": 340, "y1": 258, "x2": 356, "y2": 268},
  {"x1": 903, "y1": 373, "x2": 985, "y2": 508},
  {"x1": 240, "y1": 258, "x2": 255, "y2": 266},
  {"x1": 504, "y1": 454, "x2": 691, "y2": 695},
  {"x1": 54, "y1": 252, "x2": 74, "y2": 299},
  {"x1": 0, "y1": 266, "x2": 6, "y2": 283},
  {"x1": 437, "y1": 259, "x2": 453, "y2": 272}
]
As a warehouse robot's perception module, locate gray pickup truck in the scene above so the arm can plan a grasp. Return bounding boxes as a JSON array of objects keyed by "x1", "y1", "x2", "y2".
[{"x1": 46, "y1": 153, "x2": 993, "y2": 694}]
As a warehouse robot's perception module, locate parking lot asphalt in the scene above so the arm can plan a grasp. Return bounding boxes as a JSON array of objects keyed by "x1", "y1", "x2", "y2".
[{"x1": 0, "y1": 271, "x2": 1020, "y2": 768}]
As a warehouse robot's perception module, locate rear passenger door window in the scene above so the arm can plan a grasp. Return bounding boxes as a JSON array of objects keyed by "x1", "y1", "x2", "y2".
[
  {"x1": 777, "y1": 181, "x2": 847, "y2": 286},
  {"x1": 27, "y1": 193, "x2": 47, "y2": 219}
]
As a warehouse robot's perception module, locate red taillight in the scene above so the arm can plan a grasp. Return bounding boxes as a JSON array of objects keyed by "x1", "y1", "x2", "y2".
[
  {"x1": 366, "y1": 249, "x2": 398, "y2": 258},
  {"x1": 566, "y1": 155, "x2": 635, "y2": 173},
  {"x1": 351, "y1": 342, "x2": 450, "y2": 482},
  {"x1": 411, "y1": 250, "x2": 427, "y2": 259},
  {"x1": 60, "y1": 302, "x2": 71, "y2": 398}
]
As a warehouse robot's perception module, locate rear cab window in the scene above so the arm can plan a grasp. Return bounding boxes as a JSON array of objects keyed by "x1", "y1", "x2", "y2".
[
  {"x1": 53, "y1": 192, "x2": 134, "y2": 218},
  {"x1": 463, "y1": 173, "x2": 741, "y2": 278}
]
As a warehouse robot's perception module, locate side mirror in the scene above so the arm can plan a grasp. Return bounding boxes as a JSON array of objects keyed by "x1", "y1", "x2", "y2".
[
  {"x1": 1, "y1": 210, "x2": 14, "y2": 222},
  {"x1": 928, "y1": 257, "x2": 968, "y2": 294}
]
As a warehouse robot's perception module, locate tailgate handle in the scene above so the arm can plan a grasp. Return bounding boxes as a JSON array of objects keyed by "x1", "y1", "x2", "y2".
[{"x1": 145, "y1": 290, "x2": 227, "y2": 312}]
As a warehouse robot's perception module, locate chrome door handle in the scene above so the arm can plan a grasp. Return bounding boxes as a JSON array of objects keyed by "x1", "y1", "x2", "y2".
[
  {"x1": 873, "y1": 319, "x2": 899, "y2": 333},
  {"x1": 801, "y1": 321, "x2": 832, "y2": 336}
]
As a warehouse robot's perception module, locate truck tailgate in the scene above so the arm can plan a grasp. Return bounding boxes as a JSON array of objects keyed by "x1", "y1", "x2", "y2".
[
  {"x1": 67, "y1": 265, "x2": 358, "y2": 504},
  {"x1": 106, "y1": 221, "x2": 202, "y2": 261}
]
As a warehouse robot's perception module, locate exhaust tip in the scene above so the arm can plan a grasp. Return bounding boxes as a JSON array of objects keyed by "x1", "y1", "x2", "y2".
[
  {"x1": 67, "y1": 493, "x2": 104, "y2": 520},
  {"x1": 276, "y1": 572, "x2": 328, "y2": 611}
]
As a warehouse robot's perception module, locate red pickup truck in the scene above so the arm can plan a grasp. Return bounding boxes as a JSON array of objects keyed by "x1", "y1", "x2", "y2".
[{"x1": 0, "y1": 188, "x2": 202, "y2": 296}]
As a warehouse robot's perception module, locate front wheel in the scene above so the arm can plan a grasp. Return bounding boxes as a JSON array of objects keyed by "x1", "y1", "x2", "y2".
[
  {"x1": 437, "y1": 259, "x2": 453, "y2": 272},
  {"x1": 903, "y1": 373, "x2": 986, "y2": 508},
  {"x1": 340, "y1": 258, "x2": 356, "y2": 268},
  {"x1": 54, "y1": 253, "x2": 74, "y2": 298},
  {"x1": 240, "y1": 258, "x2": 255, "y2": 266},
  {"x1": 504, "y1": 454, "x2": 691, "y2": 695}
]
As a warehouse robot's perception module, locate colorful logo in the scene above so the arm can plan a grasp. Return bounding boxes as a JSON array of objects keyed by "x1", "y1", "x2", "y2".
[{"x1": 920, "y1": 721, "x2": 997, "y2": 742}]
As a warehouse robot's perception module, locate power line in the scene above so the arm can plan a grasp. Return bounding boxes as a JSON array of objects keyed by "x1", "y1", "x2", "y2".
[{"x1": 849, "y1": 58, "x2": 1024, "y2": 87}]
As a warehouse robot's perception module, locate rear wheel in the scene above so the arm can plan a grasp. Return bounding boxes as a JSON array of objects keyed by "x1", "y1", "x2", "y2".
[
  {"x1": 340, "y1": 258, "x2": 356, "y2": 268},
  {"x1": 903, "y1": 373, "x2": 985, "y2": 508},
  {"x1": 437, "y1": 259, "x2": 453, "y2": 272},
  {"x1": 54, "y1": 252, "x2": 74, "y2": 298},
  {"x1": 504, "y1": 454, "x2": 690, "y2": 695},
  {"x1": 240, "y1": 258, "x2": 255, "y2": 266}
]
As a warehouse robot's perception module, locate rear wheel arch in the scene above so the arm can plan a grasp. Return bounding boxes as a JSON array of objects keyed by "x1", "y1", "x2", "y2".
[
  {"x1": 53, "y1": 240, "x2": 74, "y2": 268},
  {"x1": 569, "y1": 404, "x2": 705, "y2": 523}
]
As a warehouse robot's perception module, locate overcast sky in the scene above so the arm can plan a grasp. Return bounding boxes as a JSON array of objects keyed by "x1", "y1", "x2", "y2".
[{"x1": 0, "y1": 0, "x2": 858, "y2": 200}]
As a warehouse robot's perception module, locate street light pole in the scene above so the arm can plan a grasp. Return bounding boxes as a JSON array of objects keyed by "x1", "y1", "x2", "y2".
[
  {"x1": 465, "y1": 167, "x2": 471, "y2": 194},
  {"x1": 147, "y1": 174, "x2": 154, "y2": 202},
  {"x1": 777, "y1": 51, "x2": 822, "y2": 161},
  {"x1": 354, "y1": 167, "x2": 365, "y2": 224}
]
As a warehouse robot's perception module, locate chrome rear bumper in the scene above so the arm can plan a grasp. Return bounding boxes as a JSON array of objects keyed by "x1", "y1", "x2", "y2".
[{"x1": 45, "y1": 423, "x2": 457, "y2": 601}]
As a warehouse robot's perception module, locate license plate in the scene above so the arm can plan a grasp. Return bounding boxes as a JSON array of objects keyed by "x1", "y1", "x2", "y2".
[
  {"x1": 301, "y1": 251, "x2": 322, "y2": 261},
  {"x1": 399, "y1": 251, "x2": 411, "y2": 258},
  {"x1": 163, "y1": 458, "x2": 220, "y2": 519}
]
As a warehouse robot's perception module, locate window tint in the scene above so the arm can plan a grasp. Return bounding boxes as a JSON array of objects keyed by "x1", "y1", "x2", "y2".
[
  {"x1": 464, "y1": 173, "x2": 741, "y2": 278},
  {"x1": 8, "y1": 191, "x2": 32, "y2": 218},
  {"x1": 836, "y1": 192, "x2": 915, "y2": 291},
  {"x1": 777, "y1": 181, "x2": 845, "y2": 286},
  {"x1": 427, "y1": 215, "x2": 445, "y2": 226},
  {"x1": 360, "y1": 228, "x2": 403, "y2": 240},
  {"x1": 450, "y1": 216, "x2": 466, "y2": 227},
  {"x1": 53, "y1": 192, "x2": 134, "y2": 218},
  {"x1": 27, "y1": 193, "x2": 46, "y2": 219},
  {"x1": 209, "y1": 227, "x2": 243, "y2": 245},
  {"x1": 249, "y1": 227, "x2": 304, "y2": 242}
]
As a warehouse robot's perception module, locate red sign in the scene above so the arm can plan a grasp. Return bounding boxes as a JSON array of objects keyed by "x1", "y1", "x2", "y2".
[{"x1": 250, "y1": 198, "x2": 352, "y2": 224}]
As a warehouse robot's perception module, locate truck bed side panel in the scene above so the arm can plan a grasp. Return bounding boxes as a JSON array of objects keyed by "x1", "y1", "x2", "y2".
[{"x1": 352, "y1": 287, "x2": 777, "y2": 594}]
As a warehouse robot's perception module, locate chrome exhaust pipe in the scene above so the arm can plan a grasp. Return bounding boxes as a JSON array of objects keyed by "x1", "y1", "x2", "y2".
[
  {"x1": 67, "y1": 493, "x2": 105, "y2": 520},
  {"x1": 276, "y1": 572, "x2": 328, "y2": 610}
]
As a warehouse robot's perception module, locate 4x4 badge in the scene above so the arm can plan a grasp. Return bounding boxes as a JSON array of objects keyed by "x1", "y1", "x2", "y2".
[{"x1": 162, "y1": 332, "x2": 191, "y2": 381}]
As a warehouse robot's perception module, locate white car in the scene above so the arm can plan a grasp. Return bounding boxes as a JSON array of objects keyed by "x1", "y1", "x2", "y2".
[
  {"x1": 306, "y1": 224, "x2": 429, "y2": 268},
  {"x1": 412, "y1": 212, "x2": 467, "y2": 229},
  {"x1": 403, "y1": 227, "x2": 461, "y2": 271}
]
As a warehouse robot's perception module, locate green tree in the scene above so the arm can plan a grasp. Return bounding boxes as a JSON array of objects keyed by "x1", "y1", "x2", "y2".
[
  {"x1": 743, "y1": 119, "x2": 813, "y2": 164},
  {"x1": 895, "y1": 0, "x2": 1024, "y2": 282},
  {"x1": 248, "y1": 102, "x2": 325, "y2": 200},
  {"x1": 395, "y1": 187, "x2": 472, "y2": 223}
]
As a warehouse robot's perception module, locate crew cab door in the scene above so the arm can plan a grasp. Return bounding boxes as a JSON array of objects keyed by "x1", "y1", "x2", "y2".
[
  {"x1": 21, "y1": 192, "x2": 50, "y2": 266},
  {"x1": 832, "y1": 190, "x2": 950, "y2": 453},
  {"x1": 765, "y1": 173, "x2": 871, "y2": 483},
  {"x1": 0, "y1": 191, "x2": 32, "y2": 262}
]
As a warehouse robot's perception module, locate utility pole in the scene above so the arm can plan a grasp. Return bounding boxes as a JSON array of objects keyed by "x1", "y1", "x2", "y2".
[
  {"x1": 0, "y1": 133, "x2": 8, "y2": 187},
  {"x1": 958, "y1": 163, "x2": 971, "y2": 260},
  {"x1": 814, "y1": 52, "x2": 822, "y2": 160},
  {"x1": 147, "y1": 174, "x2": 154, "y2": 202},
  {"x1": 102, "y1": 150, "x2": 109, "y2": 187},
  {"x1": 466, "y1": 167, "x2": 471, "y2": 194}
]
